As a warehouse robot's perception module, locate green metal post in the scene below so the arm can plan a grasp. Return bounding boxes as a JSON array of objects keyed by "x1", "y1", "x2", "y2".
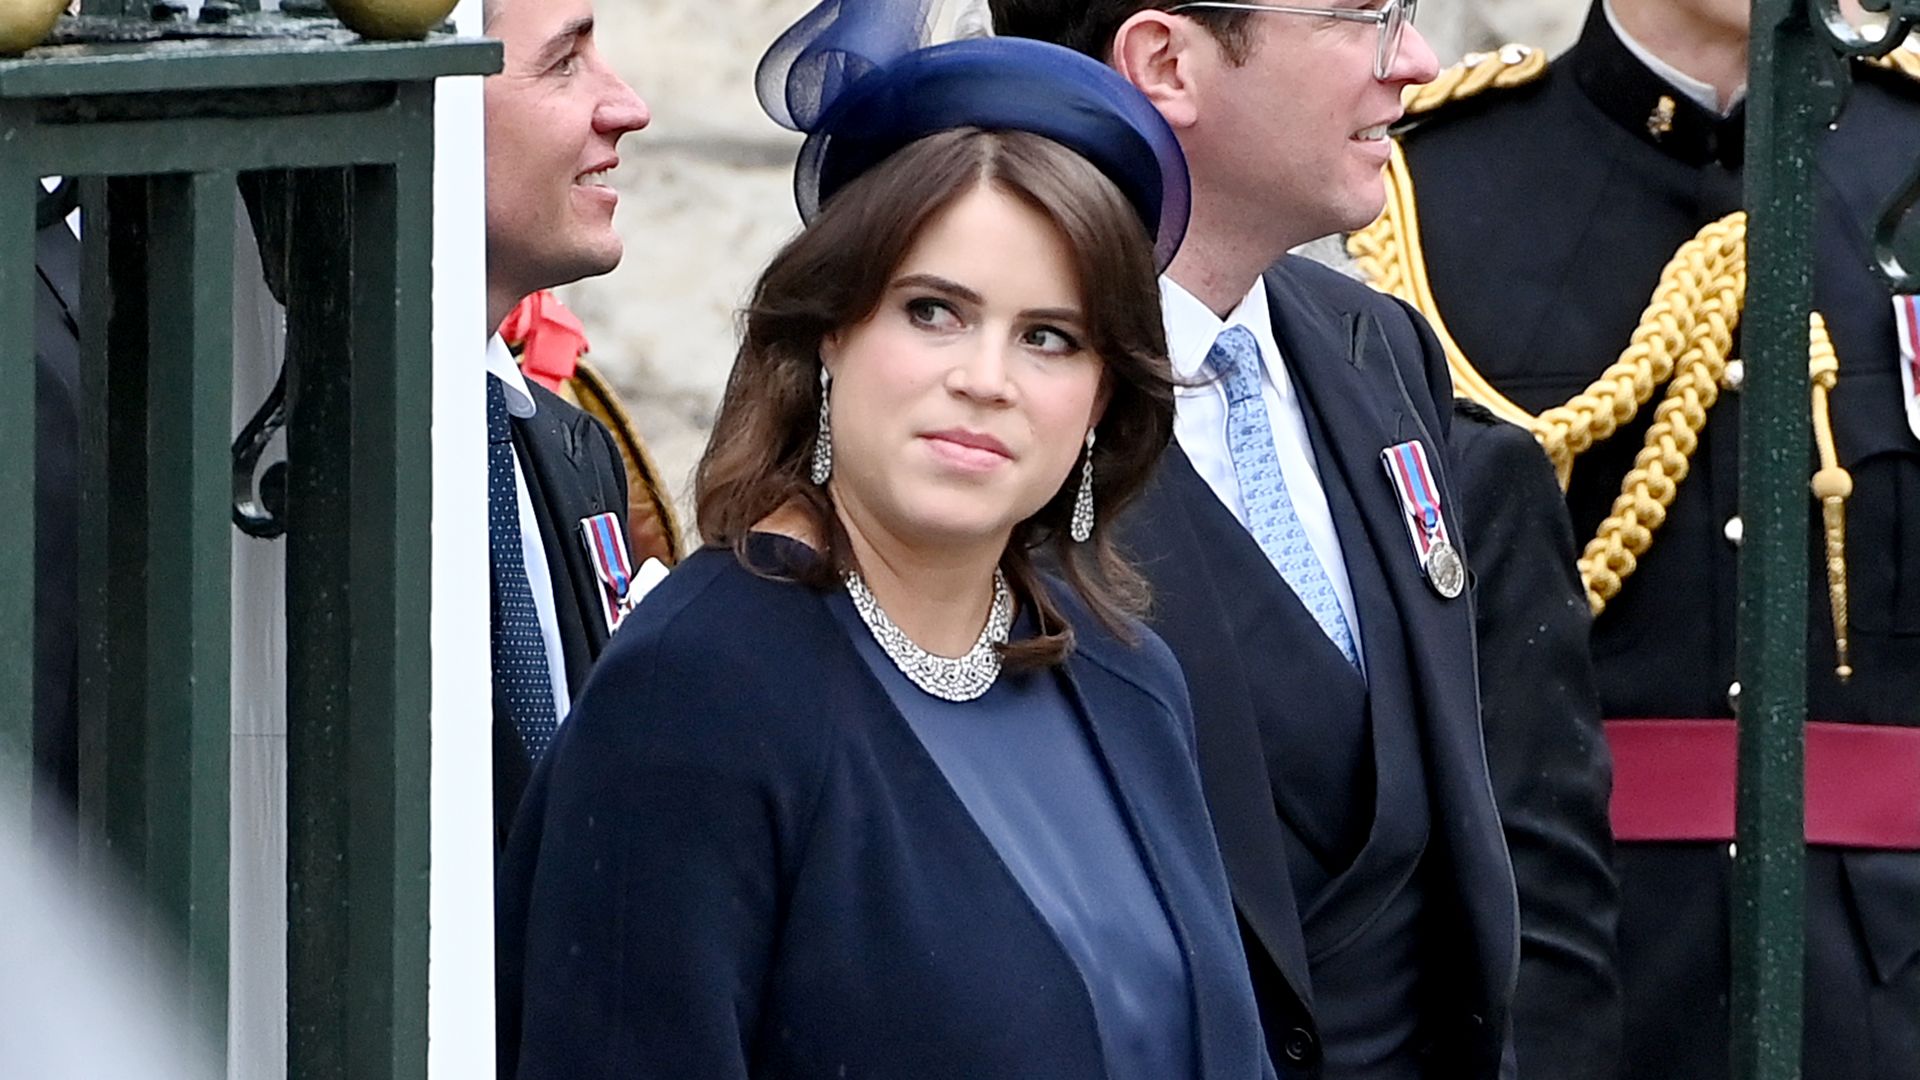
[
  {"x1": 0, "y1": 124, "x2": 36, "y2": 808},
  {"x1": 77, "y1": 178, "x2": 157, "y2": 882},
  {"x1": 286, "y1": 95, "x2": 436, "y2": 1079},
  {"x1": 286, "y1": 166, "x2": 355, "y2": 1080},
  {"x1": 1732, "y1": 0, "x2": 1828, "y2": 1076},
  {"x1": 143, "y1": 170, "x2": 235, "y2": 1048}
]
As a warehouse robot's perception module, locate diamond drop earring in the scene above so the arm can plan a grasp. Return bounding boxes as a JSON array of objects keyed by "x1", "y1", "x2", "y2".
[
  {"x1": 1070, "y1": 428, "x2": 1096, "y2": 543},
  {"x1": 811, "y1": 367, "x2": 833, "y2": 486}
]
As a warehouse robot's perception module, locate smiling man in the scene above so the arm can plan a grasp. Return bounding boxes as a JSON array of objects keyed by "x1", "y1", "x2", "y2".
[
  {"x1": 480, "y1": 0, "x2": 650, "y2": 844},
  {"x1": 991, "y1": 1, "x2": 1522, "y2": 1077}
]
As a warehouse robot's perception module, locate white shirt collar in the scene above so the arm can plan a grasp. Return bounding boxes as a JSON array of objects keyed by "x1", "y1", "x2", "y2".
[
  {"x1": 1159, "y1": 275, "x2": 1278, "y2": 382},
  {"x1": 1603, "y1": 0, "x2": 1744, "y2": 116},
  {"x1": 486, "y1": 333, "x2": 539, "y2": 419}
]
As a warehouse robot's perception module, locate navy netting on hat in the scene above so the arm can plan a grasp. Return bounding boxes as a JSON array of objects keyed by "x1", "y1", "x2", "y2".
[{"x1": 755, "y1": 1, "x2": 1190, "y2": 270}]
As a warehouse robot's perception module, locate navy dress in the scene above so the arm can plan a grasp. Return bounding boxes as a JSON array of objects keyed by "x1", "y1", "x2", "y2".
[
  {"x1": 829, "y1": 593, "x2": 1196, "y2": 1080},
  {"x1": 496, "y1": 537, "x2": 1276, "y2": 1080}
]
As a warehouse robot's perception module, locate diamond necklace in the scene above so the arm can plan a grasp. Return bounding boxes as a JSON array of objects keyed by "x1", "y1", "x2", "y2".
[{"x1": 844, "y1": 567, "x2": 1013, "y2": 702}]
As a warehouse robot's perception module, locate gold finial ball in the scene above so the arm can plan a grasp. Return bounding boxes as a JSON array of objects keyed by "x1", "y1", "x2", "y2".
[
  {"x1": 0, "y1": 0, "x2": 66, "y2": 55},
  {"x1": 327, "y1": 0, "x2": 459, "y2": 40}
]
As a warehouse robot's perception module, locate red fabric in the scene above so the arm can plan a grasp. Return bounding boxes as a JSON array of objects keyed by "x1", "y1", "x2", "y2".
[
  {"x1": 1606, "y1": 718, "x2": 1920, "y2": 849},
  {"x1": 500, "y1": 290, "x2": 590, "y2": 393}
]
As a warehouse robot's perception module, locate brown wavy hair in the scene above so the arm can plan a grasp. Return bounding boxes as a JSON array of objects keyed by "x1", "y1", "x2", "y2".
[{"x1": 695, "y1": 128, "x2": 1174, "y2": 668}]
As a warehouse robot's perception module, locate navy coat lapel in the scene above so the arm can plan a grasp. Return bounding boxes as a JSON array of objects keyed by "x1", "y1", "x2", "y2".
[
  {"x1": 1063, "y1": 624, "x2": 1284, "y2": 1079},
  {"x1": 1122, "y1": 447, "x2": 1315, "y2": 1013}
]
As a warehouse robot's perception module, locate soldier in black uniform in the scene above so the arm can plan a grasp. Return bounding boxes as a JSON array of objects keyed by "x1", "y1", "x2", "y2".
[{"x1": 1357, "y1": 1, "x2": 1920, "y2": 1077}]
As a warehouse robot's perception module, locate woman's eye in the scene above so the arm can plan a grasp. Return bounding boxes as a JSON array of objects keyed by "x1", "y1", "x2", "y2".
[
  {"x1": 1022, "y1": 325, "x2": 1081, "y2": 355},
  {"x1": 906, "y1": 297, "x2": 961, "y2": 330}
]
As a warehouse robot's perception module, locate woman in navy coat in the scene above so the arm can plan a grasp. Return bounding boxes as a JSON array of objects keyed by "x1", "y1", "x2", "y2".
[{"x1": 496, "y1": 8, "x2": 1274, "y2": 1078}]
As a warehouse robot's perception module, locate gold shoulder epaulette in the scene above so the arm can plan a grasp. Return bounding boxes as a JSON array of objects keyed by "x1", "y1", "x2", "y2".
[
  {"x1": 1401, "y1": 43, "x2": 1549, "y2": 117},
  {"x1": 1859, "y1": 39, "x2": 1920, "y2": 85}
]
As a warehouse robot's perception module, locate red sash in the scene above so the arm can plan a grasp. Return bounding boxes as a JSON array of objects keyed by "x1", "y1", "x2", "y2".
[{"x1": 1606, "y1": 719, "x2": 1920, "y2": 849}]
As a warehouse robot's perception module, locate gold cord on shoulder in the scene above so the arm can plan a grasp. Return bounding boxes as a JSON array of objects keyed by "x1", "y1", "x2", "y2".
[
  {"x1": 1352, "y1": 145, "x2": 1854, "y2": 675},
  {"x1": 1400, "y1": 44, "x2": 1550, "y2": 116}
]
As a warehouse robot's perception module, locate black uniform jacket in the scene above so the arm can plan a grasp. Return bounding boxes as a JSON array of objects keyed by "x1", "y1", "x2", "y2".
[
  {"x1": 1398, "y1": 7, "x2": 1920, "y2": 1079},
  {"x1": 31, "y1": 217, "x2": 81, "y2": 822},
  {"x1": 1448, "y1": 402, "x2": 1620, "y2": 1080},
  {"x1": 1116, "y1": 257, "x2": 1519, "y2": 1078},
  {"x1": 490, "y1": 383, "x2": 630, "y2": 846},
  {"x1": 495, "y1": 540, "x2": 1277, "y2": 1080}
]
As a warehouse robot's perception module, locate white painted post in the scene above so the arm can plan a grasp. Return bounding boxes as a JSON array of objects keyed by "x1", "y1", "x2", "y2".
[{"x1": 427, "y1": 2, "x2": 498, "y2": 1075}]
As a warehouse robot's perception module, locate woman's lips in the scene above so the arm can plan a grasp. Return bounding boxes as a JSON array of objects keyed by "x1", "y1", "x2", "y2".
[{"x1": 921, "y1": 430, "x2": 1013, "y2": 471}]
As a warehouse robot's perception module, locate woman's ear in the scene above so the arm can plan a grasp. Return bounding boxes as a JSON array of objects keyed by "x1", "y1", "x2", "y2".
[{"x1": 818, "y1": 332, "x2": 844, "y2": 378}]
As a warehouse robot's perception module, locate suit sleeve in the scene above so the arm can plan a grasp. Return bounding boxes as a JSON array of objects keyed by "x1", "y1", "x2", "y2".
[
  {"x1": 502, "y1": 626, "x2": 830, "y2": 1080},
  {"x1": 1449, "y1": 411, "x2": 1622, "y2": 1080}
]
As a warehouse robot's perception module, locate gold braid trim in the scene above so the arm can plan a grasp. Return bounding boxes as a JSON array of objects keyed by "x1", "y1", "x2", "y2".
[
  {"x1": 1400, "y1": 43, "x2": 1550, "y2": 115},
  {"x1": 1352, "y1": 155, "x2": 1851, "y2": 656},
  {"x1": 1576, "y1": 247, "x2": 1743, "y2": 614},
  {"x1": 1808, "y1": 314, "x2": 1853, "y2": 680},
  {"x1": 1350, "y1": 146, "x2": 1748, "y2": 493}
]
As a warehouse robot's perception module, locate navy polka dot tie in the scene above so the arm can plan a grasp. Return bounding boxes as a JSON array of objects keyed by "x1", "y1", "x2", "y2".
[{"x1": 487, "y1": 375, "x2": 559, "y2": 758}]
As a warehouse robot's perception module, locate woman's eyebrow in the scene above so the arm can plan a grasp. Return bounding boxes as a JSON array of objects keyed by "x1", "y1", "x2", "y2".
[{"x1": 892, "y1": 273, "x2": 983, "y2": 305}]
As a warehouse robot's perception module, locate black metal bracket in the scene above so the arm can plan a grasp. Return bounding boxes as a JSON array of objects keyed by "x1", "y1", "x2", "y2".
[
  {"x1": 231, "y1": 364, "x2": 288, "y2": 539},
  {"x1": 1810, "y1": 0, "x2": 1920, "y2": 289}
]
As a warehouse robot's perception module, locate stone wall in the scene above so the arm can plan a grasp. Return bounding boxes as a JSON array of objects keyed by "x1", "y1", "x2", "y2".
[{"x1": 568, "y1": 0, "x2": 1595, "y2": 521}]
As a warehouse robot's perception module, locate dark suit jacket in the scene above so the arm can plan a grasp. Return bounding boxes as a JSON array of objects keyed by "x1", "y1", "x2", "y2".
[
  {"x1": 1116, "y1": 257, "x2": 1519, "y2": 1078},
  {"x1": 32, "y1": 218, "x2": 81, "y2": 823},
  {"x1": 1448, "y1": 401, "x2": 1621, "y2": 1080},
  {"x1": 495, "y1": 539, "x2": 1276, "y2": 1080},
  {"x1": 490, "y1": 383, "x2": 629, "y2": 846}
]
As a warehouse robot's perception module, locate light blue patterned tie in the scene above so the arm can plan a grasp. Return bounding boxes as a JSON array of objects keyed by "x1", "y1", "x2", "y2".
[{"x1": 1208, "y1": 325, "x2": 1359, "y2": 668}]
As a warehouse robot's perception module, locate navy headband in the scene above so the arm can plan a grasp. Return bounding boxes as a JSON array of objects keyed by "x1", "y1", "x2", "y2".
[{"x1": 756, "y1": 3, "x2": 1189, "y2": 270}]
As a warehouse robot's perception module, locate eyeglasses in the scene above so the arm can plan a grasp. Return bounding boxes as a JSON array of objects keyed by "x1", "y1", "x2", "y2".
[{"x1": 1163, "y1": 0, "x2": 1420, "y2": 80}]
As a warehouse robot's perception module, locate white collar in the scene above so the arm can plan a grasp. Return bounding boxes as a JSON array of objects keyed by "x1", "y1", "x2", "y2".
[
  {"x1": 1603, "y1": 0, "x2": 1744, "y2": 116},
  {"x1": 486, "y1": 334, "x2": 539, "y2": 419},
  {"x1": 1159, "y1": 275, "x2": 1277, "y2": 381}
]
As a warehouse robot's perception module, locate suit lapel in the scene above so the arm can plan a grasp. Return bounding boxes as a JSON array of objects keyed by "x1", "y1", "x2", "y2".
[
  {"x1": 511, "y1": 395, "x2": 613, "y2": 693},
  {"x1": 1262, "y1": 266, "x2": 1469, "y2": 672},
  {"x1": 1264, "y1": 267, "x2": 1515, "y2": 1005},
  {"x1": 1125, "y1": 446, "x2": 1315, "y2": 1012}
]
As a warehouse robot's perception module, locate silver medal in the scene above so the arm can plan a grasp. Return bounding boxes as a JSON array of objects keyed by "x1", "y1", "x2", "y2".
[{"x1": 1424, "y1": 540, "x2": 1466, "y2": 599}]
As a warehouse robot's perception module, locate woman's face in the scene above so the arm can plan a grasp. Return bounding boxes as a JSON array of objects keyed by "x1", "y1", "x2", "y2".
[{"x1": 821, "y1": 181, "x2": 1107, "y2": 555}]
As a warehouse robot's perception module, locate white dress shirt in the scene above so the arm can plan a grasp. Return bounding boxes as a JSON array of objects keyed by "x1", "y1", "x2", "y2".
[
  {"x1": 1161, "y1": 276, "x2": 1365, "y2": 664},
  {"x1": 487, "y1": 334, "x2": 572, "y2": 725}
]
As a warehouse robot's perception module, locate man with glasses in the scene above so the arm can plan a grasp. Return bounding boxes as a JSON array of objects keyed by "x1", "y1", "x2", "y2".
[
  {"x1": 992, "y1": 1, "x2": 1522, "y2": 1076},
  {"x1": 1363, "y1": 3, "x2": 1920, "y2": 1080}
]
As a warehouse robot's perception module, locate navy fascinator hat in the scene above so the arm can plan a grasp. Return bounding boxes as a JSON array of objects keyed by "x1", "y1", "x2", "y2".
[{"x1": 755, "y1": 0, "x2": 1191, "y2": 270}]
